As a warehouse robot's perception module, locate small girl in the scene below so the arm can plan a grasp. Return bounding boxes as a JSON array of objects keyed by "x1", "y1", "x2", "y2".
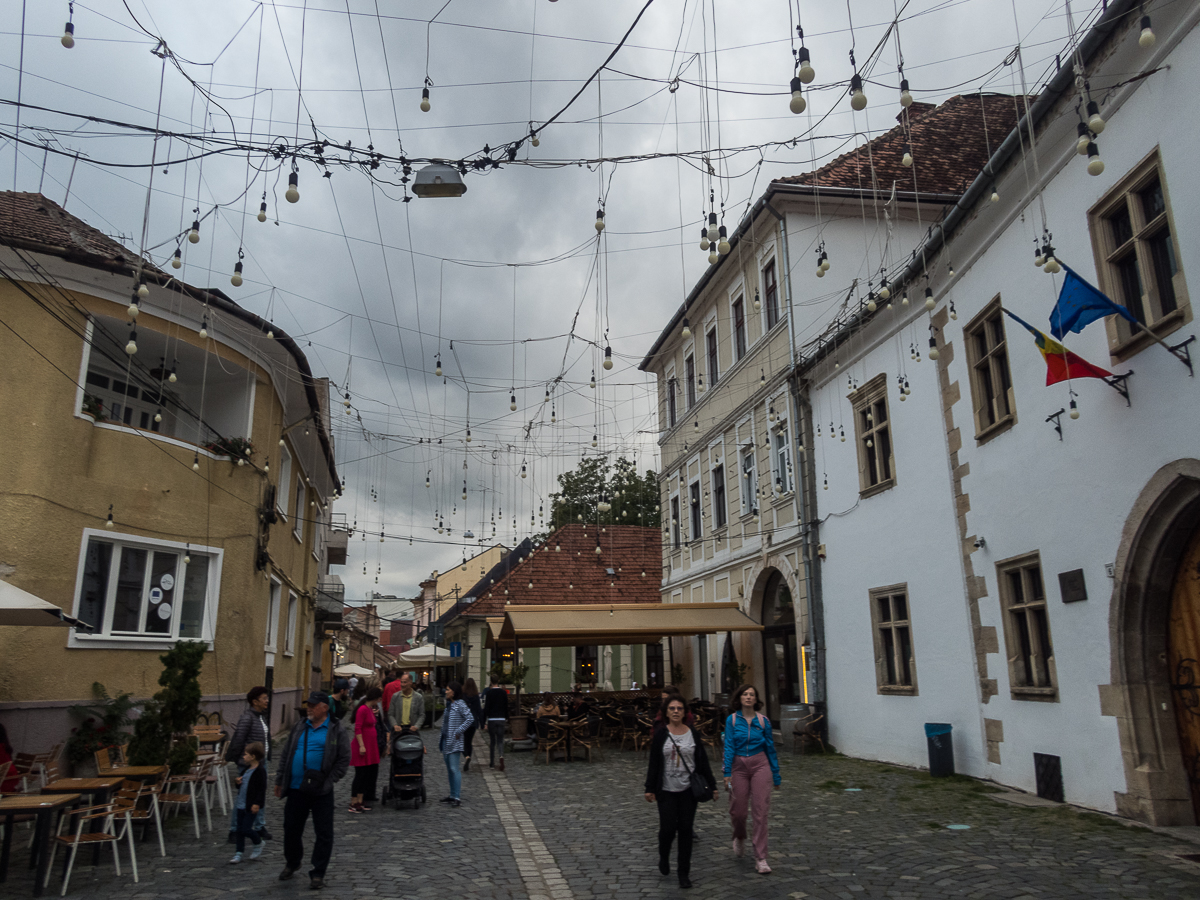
[{"x1": 230, "y1": 742, "x2": 267, "y2": 863}]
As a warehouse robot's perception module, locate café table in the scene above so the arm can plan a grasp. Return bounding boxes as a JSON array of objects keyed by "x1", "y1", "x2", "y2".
[
  {"x1": 553, "y1": 719, "x2": 590, "y2": 762},
  {"x1": 42, "y1": 777, "x2": 125, "y2": 866},
  {"x1": 96, "y1": 765, "x2": 166, "y2": 781},
  {"x1": 0, "y1": 792, "x2": 81, "y2": 897}
]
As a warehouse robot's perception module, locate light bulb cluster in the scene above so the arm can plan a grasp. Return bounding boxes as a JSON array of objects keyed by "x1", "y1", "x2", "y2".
[
  {"x1": 1074, "y1": 94, "x2": 1106, "y2": 177},
  {"x1": 1034, "y1": 231, "x2": 1062, "y2": 275},
  {"x1": 814, "y1": 244, "x2": 830, "y2": 278}
]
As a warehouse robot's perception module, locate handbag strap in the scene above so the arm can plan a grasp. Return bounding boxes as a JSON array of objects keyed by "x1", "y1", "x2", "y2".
[{"x1": 666, "y1": 732, "x2": 697, "y2": 778}]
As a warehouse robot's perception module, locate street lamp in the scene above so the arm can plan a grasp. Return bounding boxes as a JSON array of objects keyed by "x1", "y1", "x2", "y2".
[{"x1": 412, "y1": 163, "x2": 467, "y2": 198}]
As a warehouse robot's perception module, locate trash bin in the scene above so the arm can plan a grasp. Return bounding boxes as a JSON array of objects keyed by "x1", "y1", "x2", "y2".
[{"x1": 924, "y1": 723, "x2": 954, "y2": 777}]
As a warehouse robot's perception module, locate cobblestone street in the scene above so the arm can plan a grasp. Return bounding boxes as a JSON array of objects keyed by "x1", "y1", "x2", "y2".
[{"x1": 9, "y1": 730, "x2": 1200, "y2": 900}]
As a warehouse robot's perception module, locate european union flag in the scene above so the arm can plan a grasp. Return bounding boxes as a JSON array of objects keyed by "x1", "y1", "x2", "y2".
[{"x1": 1049, "y1": 264, "x2": 1139, "y2": 339}]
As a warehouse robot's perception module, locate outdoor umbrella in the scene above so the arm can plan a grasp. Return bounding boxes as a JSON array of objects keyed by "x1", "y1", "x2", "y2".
[
  {"x1": 394, "y1": 644, "x2": 456, "y2": 666},
  {"x1": 333, "y1": 663, "x2": 374, "y2": 677},
  {"x1": 0, "y1": 579, "x2": 89, "y2": 628}
]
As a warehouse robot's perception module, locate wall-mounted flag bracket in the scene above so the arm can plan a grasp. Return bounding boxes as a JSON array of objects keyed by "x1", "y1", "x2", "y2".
[
  {"x1": 1104, "y1": 371, "x2": 1133, "y2": 406},
  {"x1": 1167, "y1": 334, "x2": 1194, "y2": 377},
  {"x1": 1046, "y1": 408, "x2": 1065, "y2": 441}
]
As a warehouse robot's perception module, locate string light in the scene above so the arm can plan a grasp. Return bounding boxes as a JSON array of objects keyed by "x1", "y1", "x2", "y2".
[
  {"x1": 105, "y1": 504, "x2": 114, "y2": 529},
  {"x1": 171, "y1": 247, "x2": 182, "y2": 269},
  {"x1": 286, "y1": 171, "x2": 300, "y2": 203},
  {"x1": 258, "y1": 200, "x2": 268, "y2": 222},
  {"x1": 420, "y1": 87, "x2": 431, "y2": 112},
  {"x1": 850, "y1": 73, "x2": 867, "y2": 111},
  {"x1": 231, "y1": 260, "x2": 244, "y2": 287},
  {"x1": 1139, "y1": 14, "x2": 1156, "y2": 47},
  {"x1": 188, "y1": 219, "x2": 200, "y2": 244},
  {"x1": 61, "y1": 6, "x2": 75, "y2": 49}
]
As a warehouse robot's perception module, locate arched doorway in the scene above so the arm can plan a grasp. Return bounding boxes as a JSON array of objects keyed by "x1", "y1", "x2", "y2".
[
  {"x1": 761, "y1": 571, "x2": 799, "y2": 725},
  {"x1": 1168, "y1": 522, "x2": 1200, "y2": 821}
]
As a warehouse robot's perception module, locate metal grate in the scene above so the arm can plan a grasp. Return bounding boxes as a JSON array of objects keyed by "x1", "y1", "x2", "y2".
[{"x1": 1034, "y1": 752, "x2": 1064, "y2": 803}]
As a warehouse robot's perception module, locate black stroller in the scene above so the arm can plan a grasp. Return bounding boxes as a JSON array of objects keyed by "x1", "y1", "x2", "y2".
[{"x1": 388, "y1": 730, "x2": 427, "y2": 809}]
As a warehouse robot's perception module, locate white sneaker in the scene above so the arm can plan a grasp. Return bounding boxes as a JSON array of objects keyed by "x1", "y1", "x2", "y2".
[
  {"x1": 229, "y1": 853, "x2": 243, "y2": 865},
  {"x1": 249, "y1": 842, "x2": 264, "y2": 860},
  {"x1": 732, "y1": 838, "x2": 744, "y2": 857},
  {"x1": 755, "y1": 859, "x2": 771, "y2": 874}
]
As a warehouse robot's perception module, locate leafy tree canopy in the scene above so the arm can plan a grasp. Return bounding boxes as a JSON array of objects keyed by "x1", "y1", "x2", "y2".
[{"x1": 546, "y1": 455, "x2": 660, "y2": 533}]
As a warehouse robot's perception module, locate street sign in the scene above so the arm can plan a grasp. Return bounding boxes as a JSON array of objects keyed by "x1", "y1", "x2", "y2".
[{"x1": 449, "y1": 641, "x2": 462, "y2": 658}]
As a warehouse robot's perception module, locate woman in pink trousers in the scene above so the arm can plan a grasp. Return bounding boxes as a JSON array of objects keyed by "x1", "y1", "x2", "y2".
[{"x1": 722, "y1": 684, "x2": 781, "y2": 874}]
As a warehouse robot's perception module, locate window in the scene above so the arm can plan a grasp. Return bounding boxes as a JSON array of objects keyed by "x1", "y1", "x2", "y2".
[
  {"x1": 772, "y1": 427, "x2": 791, "y2": 495},
  {"x1": 285, "y1": 592, "x2": 298, "y2": 655},
  {"x1": 83, "y1": 369, "x2": 167, "y2": 432},
  {"x1": 706, "y1": 328, "x2": 719, "y2": 388},
  {"x1": 294, "y1": 478, "x2": 306, "y2": 541},
  {"x1": 965, "y1": 299, "x2": 1015, "y2": 440},
  {"x1": 645, "y1": 642, "x2": 664, "y2": 688},
  {"x1": 667, "y1": 377, "x2": 678, "y2": 428},
  {"x1": 670, "y1": 496, "x2": 681, "y2": 549},
  {"x1": 685, "y1": 355, "x2": 696, "y2": 408},
  {"x1": 997, "y1": 553, "x2": 1057, "y2": 698},
  {"x1": 575, "y1": 645, "x2": 598, "y2": 684},
  {"x1": 276, "y1": 446, "x2": 292, "y2": 519},
  {"x1": 265, "y1": 581, "x2": 281, "y2": 651},
  {"x1": 869, "y1": 585, "x2": 916, "y2": 694},
  {"x1": 851, "y1": 374, "x2": 895, "y2": 497},
  {"x1": 72, "y1": 531, "x2": 219, "y2": 645},
  {"x1": 712, "y1": 464, "x2": 727, "y2": 529},
  {"x1": 741, "y1": 448, "x2": 756, "y2": 515},
  {"x1": 689, "y1": 481, "x2": 702, "y2": 542},
  {"x1": 1089, "y1": 152, "x2": 1190, "y2": 358},
  {"x1": 732, "y1": 297, "x2": 747, "y2": 360},
  {"x1": 763, "y1": 259, "x2": 779, "y2": 328}
]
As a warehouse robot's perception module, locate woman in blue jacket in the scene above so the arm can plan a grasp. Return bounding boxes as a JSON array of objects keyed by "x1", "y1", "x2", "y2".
[
  {"x1": 438, "y1": 681, "x2": 474, "y2": 807},
  {"x1": 722, "y1": 684, "x2": 780, "y2": 874}
]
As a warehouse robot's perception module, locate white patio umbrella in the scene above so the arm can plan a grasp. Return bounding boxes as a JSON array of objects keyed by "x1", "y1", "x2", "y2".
[
  {"x1": 394, "y1": 644, "x2": 456, "y2": 666},
  {"x1": 333, "y1": 663, "x2": 374, "y2": 677},
  {"x1": 0, "y1": 580, "x2": 88, "y2": 628}
]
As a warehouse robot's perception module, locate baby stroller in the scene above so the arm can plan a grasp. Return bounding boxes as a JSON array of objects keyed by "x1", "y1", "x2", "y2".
[{"x1": 389, "y1": 729, "x2": 427, "y2": 809}]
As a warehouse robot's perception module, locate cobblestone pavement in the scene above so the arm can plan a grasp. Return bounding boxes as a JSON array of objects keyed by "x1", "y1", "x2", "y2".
[{"x1": 8, "y1": 730, "x2": 1200, "y2": 899}]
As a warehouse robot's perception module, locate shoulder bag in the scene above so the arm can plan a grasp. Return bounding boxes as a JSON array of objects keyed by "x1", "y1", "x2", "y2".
[
  {"x1": 666, "y1": 732, "x2": 712, "y2": 802},
  {"x1": 297, "y1": 727, "x2": 325, "y2": 796}
]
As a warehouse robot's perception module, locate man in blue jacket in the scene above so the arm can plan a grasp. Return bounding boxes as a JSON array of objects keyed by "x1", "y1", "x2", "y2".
[{"x1": 274, "y1": 691, "x2": 350, "y2": 890}]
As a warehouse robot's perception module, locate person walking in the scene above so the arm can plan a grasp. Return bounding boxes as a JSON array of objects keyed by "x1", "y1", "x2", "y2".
[
  {"x1": 644, "y1": 696, "x2": 717, "y2": 889},
  {"x1": 387, "y1": 673, "x2": 425, "y2": 734},
  {"x1": 229, "y1": 742, "x2": 267, "y2": 864},
  {"x1": 480, "y1": 675, "x2": 509, "y2": 771},
  {"x1": 275, "y1": 691, "x2": 350, "y2": 890},
  {"x1": 348, "y1": 687, "x2": 382, "y2": 813},
  {"x1": 460, "y1": 678, "x2": 482, "y2": 772},
  {"x1": 438, "y1": 681, "x2": 473, "y2": 807},
  {"x1": 722, "y1": 684, "x2": 781, "y2": 874},
  {"x1": 225, "y1": 686, "x2": 272, "y2": 844}
]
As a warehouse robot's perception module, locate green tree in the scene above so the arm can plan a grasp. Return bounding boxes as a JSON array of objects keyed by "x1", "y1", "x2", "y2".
[
  {"x1": 547, "y1": 455, "x2": 660, "y2": 531},
  {"x1": 126, "y1": 640, "x2": 206, "y2": 773}
]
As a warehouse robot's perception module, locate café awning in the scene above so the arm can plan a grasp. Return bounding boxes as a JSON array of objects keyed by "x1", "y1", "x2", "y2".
[
  {"x1": 486, "y1": 602, "x2": 762, "y2": 649},
  {"x1": 0, "y1": 580, "x2": 89, "y2": 628}
]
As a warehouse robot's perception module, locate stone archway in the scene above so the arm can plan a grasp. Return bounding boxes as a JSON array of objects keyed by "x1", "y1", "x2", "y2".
[
  {"x1": 1104, "y1": 459, "x2": 1200, "y2": 825},
  {"x1": 740, "y1": 555, "x2": 806, "y2": 723}
]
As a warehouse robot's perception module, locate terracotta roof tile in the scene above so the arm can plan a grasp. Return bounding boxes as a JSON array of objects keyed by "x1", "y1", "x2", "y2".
[
  {"x1": 773, "y1": 94, "x2": 1028, "y2": 196},
  {"x1": 0, "y1": 192, "x2": 142, "y2": 267},
  {"x1": 461, "y1": 525, "x2": 662, "y2": 617}
]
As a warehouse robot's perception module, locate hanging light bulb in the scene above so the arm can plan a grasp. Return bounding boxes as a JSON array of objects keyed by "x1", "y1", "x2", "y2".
[
  {"x1": 125, "y1": 329, "x2": 137, "y2": 355},
  {"x1": 768, "y1": 405, "x2": 776, "y2": 423},
  {"x1": 821, "y1": 252, "x2": 830, "y2": 272},
  {"x1": 231, "y1": 261, "x2": 244, "y2": 287},
  {"x1": 901, "y1": 292, "x2": 910, "y2": 307},
  {"x1": 1086, "y1": 100, "x2": 1105, "y2": 134},
  {"x1": 694, "y1": 419, "x2": 699, "y2": 431},
  {"x1": 1076, "y1": 122, "x2": 1091, "y2": 155},
  {"x1": 466, "y1": 428, "x2": 472, "y2": 442},
  {"x1": 697, "y1": 373, "x2": 705, "y2": 394},
  {"x1": 188, "y1": 220, "x2": 201, "y2": 244},
  {"x1": 257, "y1": 201, "x2": 268, "y2": 222},
  {"x1": 899, "y1": 78, "x2": 913, "y2": 108},
  {"x1": 948, "y1": 262, "x2": 956, "y2": 278},
  {"x1": 1069, "y1": 397, "x2": 1080, "y2": 419},
  {"x1": 797, "y1": 45, "x2": 815, "y2": 83},
  {"x1": 759, "y1": 369, "x2": 766, "y2": 387},
  {"x1": 708, "y1": 248, "x2": 719, "y2": 265},
  {"x1": 753, "y1": 288, "x2": 761, "y2": 311},
  {"x1": 171, "y1": 247, "x2": 182, "y2": 269},
  {"x1": 184, "y1": 545, "x2": 191, "y2": 565},
  {"x1": 789, "y1": 77, "x2": 806, "y2": 114},
  {"x1": 681, "y1": 317, "x2": 691, "y2": 339},
  {"x1": 590, "y1": 371, "x2": 596, "y2": 389},
  {"x1": 1086, "y1": 141, "x2": 1105, "y2": 176},
  {"x1": 949, "y1": 301, "x2": 958, "y2": 321},
  {"x1": 924, "y1": 287, "x2": 935, "y2": 310},
  {"x1": 1139, "y1": 15, "x2": 1156, "y2": 47},
  {"x1": 867, "y1": 294, "x2": 877, "y2": 313},
  {"x1": 435, "y1": 358, "x2": 442, "y2": 377},
  {"x1": 707, "y1": 212, "x2": 719, "y2": 242},
  {"x1": 420, "y1": 87, "x2": 431, "y2": 112},
  {"x1": 928, "y1": 336, "x2": 940, "y2": 360},
  {"x1": 521, "y1": 463, "x2": 527, "y2": 478},
  {"x1": 510, "y1": 393, "x2": 517, "y2": 411},
  {"x1": 595, "y1": 544, "x2": 602, "y2": 554},
  {"x1": 62, "y1": 20, "x2": 75, "y2": 48},
  {"x1": 879, "y1": 279, "x2": 891, "y2": 300},
  {"x1": 544, "y1": 389, "x2": 550, "y2": 403},
  {"x1": 595, "y1": 209, "x2": 605, "y2": 232},
  {"x1": 286, "y1": 171, "x2": 300, "y2": 203},
  {"x1": 839, "y1": 428, "x2": 845, "y2": 443},
  {"x1": 154, "y1": 408, "x2": 162, "y2": 423},
  {"x1": 199, "y1": 316, "x2": 208, "y2": 339},
  {"x1": 105, "y1": 505, "x2": 114, "y2": 529},
  {"x1": 699, "y1": 228, "x2": 709, "y2": 251},
  {"x1": 901, "y1": 143, "x2": 913, "y2": 167},
  {"x1": 816, "y1": 264, "x2": 825, "y2": 278},
  {"x1": 136, "y1": 281, "x2": 149, "y2": 300},
  {"x1": 127, "y1": 294, "x2": 140, "y2": 319},
  {"x1": 550, "y1": 407, "x2": 556, "y2": 423},
  {"x1": 717, "y1": 225, "x2": 731, "y2": 255},
  {"x1": 990, "y1": 186, "x2": 1000, "y2": 203},
  {"x1": 849, "y1": 73, "x2": 867, "y2": 111},
  {"x1": 603, "y1": 346, "x2": 613, "y2": 370},
  {"x1": 169, "y1": 365, "x2": 177, "y2": 384}
]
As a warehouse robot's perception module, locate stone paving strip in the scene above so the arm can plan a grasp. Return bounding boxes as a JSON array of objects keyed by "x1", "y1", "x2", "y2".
[{"x1": 483, "y1": 766, "x2": 574, "y2": 900}]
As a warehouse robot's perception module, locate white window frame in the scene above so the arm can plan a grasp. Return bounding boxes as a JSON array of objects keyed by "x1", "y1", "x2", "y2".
[
  {"x1": 265, "y1": 579, "x2": 282, "y2": 652},
  {"x1": 669, "y1": 492, "x2": 682, "y2": 550},
  {"x1": 704, "y1": 312, "x2": 720, "y2": 389},
  {"x1": 665, "y1": 364, "x2": 677, "y2": 428},
  {"x1": 740, "y1": 446, "x2": 757, "y2": 516},
  {"x1": 277, "y1": 445, "x2": 292, "y2": 520},
  {"x1": 285, "y1": 592, "x2": 299, "y2": 656},
  {"x1": 294, "y1": 477, "x2": 306, "y2": 542},
  {"x1": 773, "y1": 426, "x2": 792, "y2": 495},
  {"x1": 68, "y1": 529, "x2": 224, "y2": 649},
  {"x1": 689, "y1": 478, "x2": 702, "y2": 542}
]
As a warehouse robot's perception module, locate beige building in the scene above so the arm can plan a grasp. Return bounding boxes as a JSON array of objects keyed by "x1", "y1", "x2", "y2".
[{"x1": 0, "y1": 193, "x2": 341, "y2": 751}]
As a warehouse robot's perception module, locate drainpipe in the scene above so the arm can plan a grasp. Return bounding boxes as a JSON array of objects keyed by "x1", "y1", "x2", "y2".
[{"x1": 790, "y1": 374, "x2": 825, "y2": 705}]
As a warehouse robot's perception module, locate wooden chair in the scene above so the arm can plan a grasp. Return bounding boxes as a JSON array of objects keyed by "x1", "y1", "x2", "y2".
[
  {"x1": 94, "y1": 747, "x2": 113, "y2": 773},
  {"x1": 572, "y1": 717, "x2": 604, "y2": 763},
  {"x1": 45, "y1": 798, "x2": 138, "y2": 895},
  {"x1": 793, "y1": 709, "x2": 827, "y2": 754},
  {"x1": 192, "y1": 725, "x2": 230, "y2": 811},
  {"x1": 116, "y1": 778, "x2": 165, "y2": 858},
  {"x1": 533, "y1": 717, "x2": 567, "y2": 764},
  {"x1": 159, "y1": 760, "x2": 205, "y2": 838}
]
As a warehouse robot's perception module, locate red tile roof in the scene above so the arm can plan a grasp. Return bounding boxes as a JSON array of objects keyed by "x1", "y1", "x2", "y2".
[
  {"x1": 0, "y1": 192, "x2": 146, "y2": 269},
  {"x1": 774, "y1": 94, "x2": 1028, "y2": 196},
  {"x1": 465, "y1": 525, "x2": 662, "y2": 617}
]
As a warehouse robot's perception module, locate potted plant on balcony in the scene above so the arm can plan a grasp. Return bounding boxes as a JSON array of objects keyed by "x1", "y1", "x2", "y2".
[
  {"x1": 81, "y1": 393, "x2": 105, "y2": 422},
  {"x1": 203, "y1": 436, "x2": 255, "y2": 466}
]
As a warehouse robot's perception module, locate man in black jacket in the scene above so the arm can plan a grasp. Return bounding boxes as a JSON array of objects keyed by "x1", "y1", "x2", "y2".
[
  {"x1": 480, "y1": 675, "x2": 509, "y2": 770},
  {"x1": 274, "y1": 691, "x2": 350, "y2": 890}
]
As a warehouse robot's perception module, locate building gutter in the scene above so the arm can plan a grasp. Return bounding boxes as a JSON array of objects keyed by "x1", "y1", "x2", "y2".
[{"x1": 794, "y1": 0, "x2": 1139, "y2": 378}]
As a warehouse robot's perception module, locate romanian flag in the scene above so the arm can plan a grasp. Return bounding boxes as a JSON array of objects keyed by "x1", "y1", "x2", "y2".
[{"x1": 1002, "y1": 308, "x2": 1112, "y2": 386}]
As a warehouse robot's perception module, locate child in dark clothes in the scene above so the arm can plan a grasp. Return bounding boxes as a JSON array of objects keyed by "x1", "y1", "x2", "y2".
[{"x1": 230, "y1": 742, "x2": 267, "y2": 863}]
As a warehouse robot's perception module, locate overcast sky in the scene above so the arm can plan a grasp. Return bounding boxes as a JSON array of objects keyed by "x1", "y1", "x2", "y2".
[{"x1": 1, "y1": 0, "x2": 1091, "y2": 601}]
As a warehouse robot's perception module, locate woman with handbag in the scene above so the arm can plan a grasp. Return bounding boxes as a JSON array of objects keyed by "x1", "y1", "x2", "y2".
[
  {"x1": 644, "y1": 695, "x2": 717, "y2": 889},
  {"x1": 722, "y1": 684, "x2": 781, "y2": 874}
]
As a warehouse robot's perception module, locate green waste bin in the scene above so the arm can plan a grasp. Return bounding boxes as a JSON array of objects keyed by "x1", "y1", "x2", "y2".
[{"x1": 924, "y1": 722, "x2": 954, "y2": 777}]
